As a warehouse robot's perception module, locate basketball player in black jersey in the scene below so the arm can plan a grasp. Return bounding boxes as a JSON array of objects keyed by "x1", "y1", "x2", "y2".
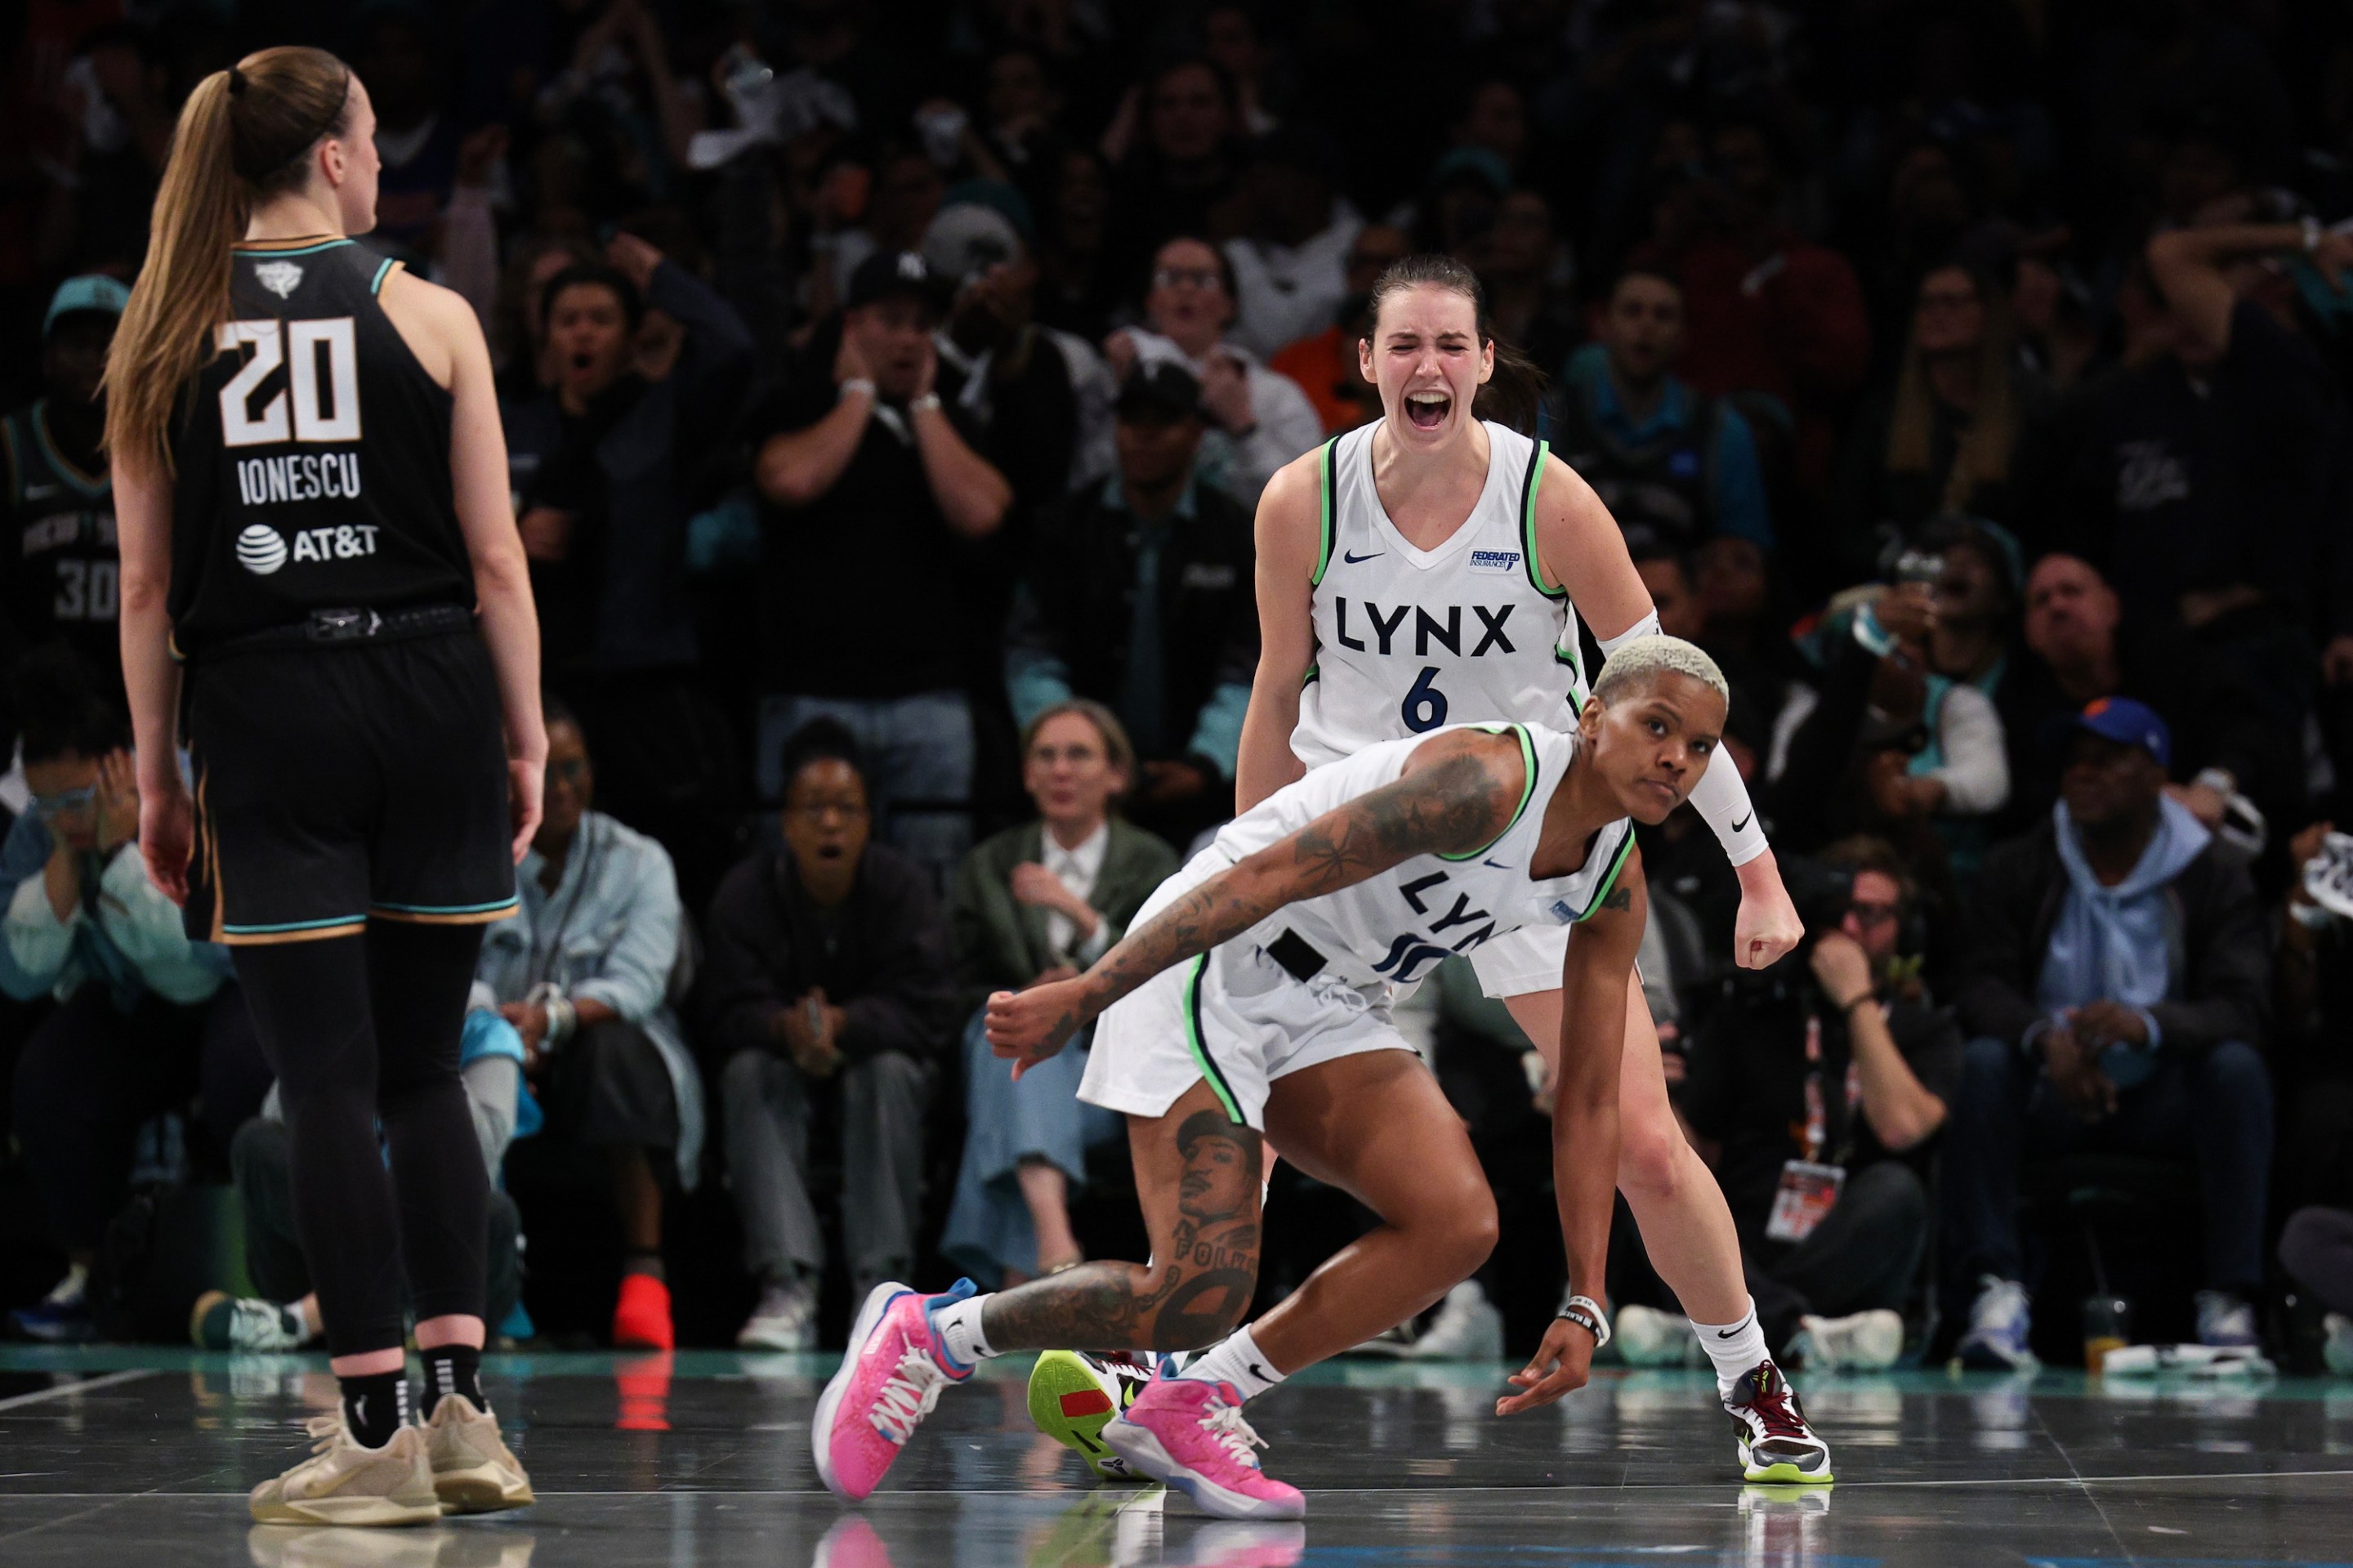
[{"x1": 107, "y1": 48, "x2": 542, "y2": 1526}]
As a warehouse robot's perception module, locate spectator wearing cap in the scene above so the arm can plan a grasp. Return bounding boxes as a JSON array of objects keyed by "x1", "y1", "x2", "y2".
[
  {"x1": 2, "y1": 275, "x2": 132, "y2": 701},
  {"x1": 1268, "y1": 222, "x2": 1409, "y2": 436},
  {"x1": 753, "y1": 249, "x2": 1016, "y2": 885},
  {"x1": 503, "y1": 234, "x2": 756, "y2": 905},
  {"x1": 1553, "y1": 266, "x2": 1775, "y2": 562},
  {"x1": 1105, "y1": 236, "x2": 1324, "y2": 509},
  {"x1": 703, "y1": 720, "x2": 957, "y2": 1349},
  {"x1": 1006, "y1": 361, "x2": 1258, "y2": 849},
  {"x1": 1222, "y1": 127, "x2": 1363, "y2": 360},
  {"x1": 1944, "y1": 697, "x2": 2272, "y2": 1369}
]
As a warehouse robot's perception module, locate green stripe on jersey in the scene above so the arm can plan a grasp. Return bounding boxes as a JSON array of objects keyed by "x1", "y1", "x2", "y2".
[
  {"x1": 1572, "y1": 829, "x2": 1638, "y2": 922},
  {"x1": 1439, "y1": 722, "x2": 1540, "y2": 862},
  {"x1": 1309, "y1": 437, "x2": 1338, "y2": 587},
  {"x1": 1520, "y1": 438, "x2": 1564, "y2": 600},
  {"x1": 1183, "y1": 956, "x2": 1246, "y2": 1124}
]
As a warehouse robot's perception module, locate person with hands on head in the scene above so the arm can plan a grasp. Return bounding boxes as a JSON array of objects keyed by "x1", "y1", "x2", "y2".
[
  {"x1": 1947, "y1": 696, "x2": 2272, "y2": 1371},
  {"x1": 704, "y1": 719, "x2": 958, "y2": 1352},
  {"x1": 1221, "y1": 252, "x2": 1815, "y2": 1476},
  {"x1": 105, "y1": 46, "x2": 542, "y2": 1522},
  {"x1": 809, "y1": 637, "x2": 1820, "y2": 1513},
  {"x1": 752, "y1": 249, "x2": 1014, "y2": 883},
  {"x1": 3, "y1": 650, "x2": 263, "y2": 1346}
]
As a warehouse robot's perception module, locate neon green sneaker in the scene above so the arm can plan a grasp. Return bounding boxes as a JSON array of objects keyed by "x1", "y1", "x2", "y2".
[{"x1": 1027, "y1": 1350, "x2": 1154, "y2": 1481}]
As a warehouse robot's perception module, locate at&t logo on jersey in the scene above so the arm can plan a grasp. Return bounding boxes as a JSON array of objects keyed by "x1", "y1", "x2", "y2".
[
  {"x1": 1467, "y1": 548, "x2": 1521, "y2": 574},
  {"x1": 235, "y1": 522, "x2": 381, "y2": 576}
]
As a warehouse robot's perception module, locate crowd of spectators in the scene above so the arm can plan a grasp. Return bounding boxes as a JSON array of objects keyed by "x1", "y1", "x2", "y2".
[{"x1": 7, "y1": 0, "x2": 2353, "y2": 1373}]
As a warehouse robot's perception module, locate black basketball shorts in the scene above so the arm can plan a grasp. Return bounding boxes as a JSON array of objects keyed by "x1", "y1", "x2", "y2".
[{"x1": 184, "y1": 630, "x2": 519, "y2": 945}]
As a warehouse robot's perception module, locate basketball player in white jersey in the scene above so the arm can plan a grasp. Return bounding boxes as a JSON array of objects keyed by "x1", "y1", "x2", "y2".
[
  {"x1": 1191, "y1": 253, "x2": 1826, "y2": 1478},
  {"x1": 813, "y1": 638, "x2": 1745, "y2": 1517}
]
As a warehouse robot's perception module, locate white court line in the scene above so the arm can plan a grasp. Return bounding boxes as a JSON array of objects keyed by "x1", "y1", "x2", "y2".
[{"x1": 0, "y1": 1369, "x2": 155, "y2": 1413}]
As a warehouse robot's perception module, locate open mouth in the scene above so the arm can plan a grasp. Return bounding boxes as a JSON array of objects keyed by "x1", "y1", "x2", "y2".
[{"x1": 1404, "y1": 391, "x2": 1451, "y2": 431}]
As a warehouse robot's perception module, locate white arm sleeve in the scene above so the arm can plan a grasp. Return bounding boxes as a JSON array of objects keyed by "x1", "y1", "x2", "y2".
[
  {"x1": 1596, "y1": 610, "x2": 1770, "y2": 867},
  {"x1": 1923, "y1": 683, "x2": 2011, "y2": 816}
]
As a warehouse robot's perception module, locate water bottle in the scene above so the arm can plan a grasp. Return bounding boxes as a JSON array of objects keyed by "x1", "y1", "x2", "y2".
[{"x1": 2083, "y1": 1293, "x2": 2132, "y2": 1372}]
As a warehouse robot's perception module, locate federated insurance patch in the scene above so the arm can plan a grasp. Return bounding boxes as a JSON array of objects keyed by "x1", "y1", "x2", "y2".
[{"x1": 1467, "y1": 548, "x2": 1523, "y2": 575}]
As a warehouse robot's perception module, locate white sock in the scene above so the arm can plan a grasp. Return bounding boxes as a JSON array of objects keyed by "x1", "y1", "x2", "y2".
[
  {"x1": 1694, "y1": 1299, "x2": 1770, "y2": 1396},
  {"x1": 932, "y1": 1293, "x2": 999, "y2": 1367},
  {"x1": 1179, "y1": 1325, "x2": 1284, "y2": 1402}
]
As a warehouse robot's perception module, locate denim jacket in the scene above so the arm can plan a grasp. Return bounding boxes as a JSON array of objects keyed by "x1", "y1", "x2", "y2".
[
  {"x1": 469, "y1": 811, "x2": 703, "y2": 1186},
  {"x1": 0, "y1": 811, "x2": 229, "y2": 1007}
]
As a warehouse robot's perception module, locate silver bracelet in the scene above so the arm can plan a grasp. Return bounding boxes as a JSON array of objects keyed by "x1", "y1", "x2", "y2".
[
  {"x1": 1558, "y1": 1293, "x2": 1612, "y2": 1351},
  {"x1": 908, "y1": 392, "x2": 943, "y2": 413},
  {"x1": 528, "y1": 981, "x2": 577, "y2": 1052},
  {"x1": 838, "y1": 377, "x2": 876, "y2": 402}
]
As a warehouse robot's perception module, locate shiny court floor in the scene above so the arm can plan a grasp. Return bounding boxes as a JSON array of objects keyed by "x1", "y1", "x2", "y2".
[{"x1": 2, "y1": 1347, "x2": 2352, "y2": 1566}]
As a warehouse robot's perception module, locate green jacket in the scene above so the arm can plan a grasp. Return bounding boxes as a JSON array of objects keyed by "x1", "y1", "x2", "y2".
[{"x1": 951, "y1": 819, "x2": 1180, "y2": 1007}]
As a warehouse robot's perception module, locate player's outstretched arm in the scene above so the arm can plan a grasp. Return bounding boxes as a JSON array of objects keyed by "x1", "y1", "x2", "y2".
[
  {"x1": 1500, "y1": 852, "x2": 1646, "y2": 1416},
  {"x1": 985, "y1": 726, "x2": 1524, "y2": 1070}
]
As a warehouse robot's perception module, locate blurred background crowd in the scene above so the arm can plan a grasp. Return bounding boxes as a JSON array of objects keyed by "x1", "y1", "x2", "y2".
[{"x1": 7, "y1": 0, "x2": 2353, "y2": 1376}]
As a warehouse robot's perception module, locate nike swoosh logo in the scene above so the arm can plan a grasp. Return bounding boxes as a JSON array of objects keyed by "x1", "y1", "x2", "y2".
[
  {"x1": 1342, "y1": 550, "x2": 1383, "y2": 564},
  {"x1": 1483, "y1": 858, "x2": 1514, "y2": 870},
  {"x1": 1730, "y1": 814, "x2": 1752, "y2": 833},
  {"x1": 1718, "y1": 1325, "x2": 1748, "y2": 1338},
  {"x1": 1248, "y1": 1361, "x2": 1274, "y2": 1383}
]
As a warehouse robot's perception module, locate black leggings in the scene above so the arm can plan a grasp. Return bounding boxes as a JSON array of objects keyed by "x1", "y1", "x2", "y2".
[{"x1": 232, "y1": 922, "x2": 488, "y2": 1358}]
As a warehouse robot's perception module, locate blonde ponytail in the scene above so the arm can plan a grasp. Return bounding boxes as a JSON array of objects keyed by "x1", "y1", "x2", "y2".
[{"x1": 102, "y1": 47, "x2": 354, "y2": 477}]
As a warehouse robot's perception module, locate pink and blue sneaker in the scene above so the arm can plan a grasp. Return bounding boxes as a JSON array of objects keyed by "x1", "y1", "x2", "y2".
[
  {"x1": 1100, "y1": 1378, "x2": 1305, "y2": 1520},
  {"x1": 812, "y1": 1279, "x2": 978, "y2": 1502}
]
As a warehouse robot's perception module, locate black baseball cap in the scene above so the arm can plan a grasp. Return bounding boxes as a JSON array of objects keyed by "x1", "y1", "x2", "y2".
[
  {"x1": 846, "y1": 249, "x2": 942, "y2": 311},
  {"x1": 1116, "y1": 361, "x2": 1203, "y2": 422}
]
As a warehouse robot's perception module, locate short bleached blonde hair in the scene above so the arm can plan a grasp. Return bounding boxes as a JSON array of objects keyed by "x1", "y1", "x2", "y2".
[{"x1": 1592, "y1": 634, "x2": 1730, "y2": 708}]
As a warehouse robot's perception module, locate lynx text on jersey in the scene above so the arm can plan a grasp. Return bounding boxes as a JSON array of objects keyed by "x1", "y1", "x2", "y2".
[{"x1": 234, "y1": 451, "x2": 364, "y2": 507}]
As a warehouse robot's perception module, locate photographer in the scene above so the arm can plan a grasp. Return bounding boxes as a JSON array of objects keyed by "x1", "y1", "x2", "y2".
[{"x1": 1676, "y1": 839, "x2": 1959, "y2": 1370}]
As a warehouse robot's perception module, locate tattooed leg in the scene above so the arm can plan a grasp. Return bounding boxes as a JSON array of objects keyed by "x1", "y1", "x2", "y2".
[
  {"x1": 981, "y1": 1079, "x2": 1263, "y2": 1355},
  {"x1": 1243, "y1": 1049, "x2": 1499, "y2": 1375}
]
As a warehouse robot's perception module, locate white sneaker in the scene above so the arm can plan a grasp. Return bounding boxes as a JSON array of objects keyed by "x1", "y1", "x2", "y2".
[
  {"x1": 2323, "y1": 1313, "x2": 2353, "y2": 1376},
  {"x1": 737, "y1": 1276, "x2": 816, "y2": 1351},
  {"x1": 193, "y1": 1290, "x2": 315, "y2": 1351},
  {"x1": 1614, "y1": 1303, "x2": 1699, "y2": 1367},
  {"x1": 1406, "y1": 1282, "x2": 1504, "y2": 1361},
  {"x1": 1797, "y1": 1309, "x2": 1904, "y2": 1371},
  {"x1": 424, "y1": 1392, "x2": 535, "y2": 1514},
  {"x1": 248, "y1": 1413, "x2": 440, "y2": 1526}
]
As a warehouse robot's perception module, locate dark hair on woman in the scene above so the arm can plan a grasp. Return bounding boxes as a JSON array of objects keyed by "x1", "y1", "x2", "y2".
[
  {"x1": 539, "y1": 263, "x2": 645, "y2": 334},
  {"x1": 1360, "y1": 253, "x2": 1550, "y2": 435},
  {"x1": 777, "y1": 717, "x2": 868, "y2": 796},
  {"x1": 13, "y1": 646, "x2": 129, "y2": 765}
]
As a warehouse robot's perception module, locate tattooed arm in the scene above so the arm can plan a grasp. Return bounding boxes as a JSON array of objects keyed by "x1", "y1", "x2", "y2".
[
  {"x1": 1500, "y1": 851, "x2": 1645, "y2": 1416},
  {"x1": 985, "y1": 728, "x2": 1525, "y2": 1072}
]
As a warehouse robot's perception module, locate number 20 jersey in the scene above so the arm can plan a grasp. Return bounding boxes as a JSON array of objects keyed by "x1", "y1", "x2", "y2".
[
  {"x1": 167, "y1": 239, "x2": 475, "y2": 652},
  {"x1": 1292, "y1": 419, "x2": 1587, "y2": 769}
]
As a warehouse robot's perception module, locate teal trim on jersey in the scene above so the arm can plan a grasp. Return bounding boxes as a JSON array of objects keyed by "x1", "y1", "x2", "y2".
[
  {"x1": 223, "y1": 914, "x2": 368, "y2": 936},
  {"x1": 31, "y1": 404, "x2": 108, "y2": 497},
  {"x1": 372, "y1": 897, "x2": 520, "y2": 916},
  {"x1": 1569, "y1": 829, "x2": 1638, "y2": 922},
  {"x1": 1309, "y1": 437, "x2": 1338, "y2": 587},
  {"x1": 369, "y1": 257, "x2": 396, "y2": 295},
  {"x1": 1183, "y1": 955, "x2": 1245, "y2": 1124},
  {"x1": 1438, "y1": 722, "x2": 1540, "y2": 863},
  {"x1": 231, "y1": 239, "x2": 357, "y2": 258},
  {"x1": 1519, "y1": 438, "x2": 1564, "y2": 601}
]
